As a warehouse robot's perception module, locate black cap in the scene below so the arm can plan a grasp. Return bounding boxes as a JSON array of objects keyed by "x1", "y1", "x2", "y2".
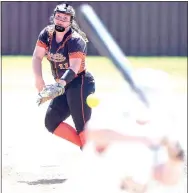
[{"x1": 54, "y1": 3, "x2": 75, "y2": 18}]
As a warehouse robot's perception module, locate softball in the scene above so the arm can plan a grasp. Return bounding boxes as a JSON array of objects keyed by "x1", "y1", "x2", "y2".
[{"x1": 86, "y1": 94, "x2": 100, "y2": 108}]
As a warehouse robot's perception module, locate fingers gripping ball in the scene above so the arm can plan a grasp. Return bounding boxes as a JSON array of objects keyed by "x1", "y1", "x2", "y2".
[{"x1": 86, "y1": 94, "x2": 100, "y2": 108}]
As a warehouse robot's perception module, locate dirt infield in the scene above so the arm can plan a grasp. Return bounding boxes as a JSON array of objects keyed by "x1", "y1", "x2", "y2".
[{"x1": 2, "y1": 90, "x2": 187, "y2": 193}]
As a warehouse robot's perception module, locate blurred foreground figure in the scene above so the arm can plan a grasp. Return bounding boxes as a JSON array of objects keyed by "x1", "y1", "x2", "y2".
[{"x1": 62, "y1": 69, "x2": 186, "y2": 193}]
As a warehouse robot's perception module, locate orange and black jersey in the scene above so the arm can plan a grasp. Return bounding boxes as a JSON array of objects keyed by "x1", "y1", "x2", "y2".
[{"x1": 36, "y1": 25, "x2": 87, "y2": 79}]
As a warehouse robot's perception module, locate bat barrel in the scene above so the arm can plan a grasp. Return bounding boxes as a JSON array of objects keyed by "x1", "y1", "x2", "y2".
[{"x1": 77, "y1": 4, "x2": 149, "y2": 107}]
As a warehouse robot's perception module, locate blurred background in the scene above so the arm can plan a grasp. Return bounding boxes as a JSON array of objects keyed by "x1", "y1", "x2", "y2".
[
  {"x1": 2, "y1": 1, "x2": 187, "y2": 93},
  {"x1": 2, "y1": 1, "x2": 187, "y2": 56}
]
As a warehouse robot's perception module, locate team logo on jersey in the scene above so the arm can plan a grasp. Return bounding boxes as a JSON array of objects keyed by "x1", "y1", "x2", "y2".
[{"x1": 47, "y1": 53, "x2": 66, "y2": 62}]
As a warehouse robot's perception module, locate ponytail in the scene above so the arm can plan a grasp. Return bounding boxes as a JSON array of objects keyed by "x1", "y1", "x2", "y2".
[{"x1": 71, "y1": 19, "x2": 89, "y2": 42}]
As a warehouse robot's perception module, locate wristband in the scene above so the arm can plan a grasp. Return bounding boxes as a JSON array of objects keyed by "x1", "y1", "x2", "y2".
[{"x1": 60, "y1": 69, "x2": 76, "y2": 84}]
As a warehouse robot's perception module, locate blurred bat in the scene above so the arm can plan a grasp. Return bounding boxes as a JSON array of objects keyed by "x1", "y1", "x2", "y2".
[{"x1": 77, "y1": 4, "x2": 149, "y2": 107}]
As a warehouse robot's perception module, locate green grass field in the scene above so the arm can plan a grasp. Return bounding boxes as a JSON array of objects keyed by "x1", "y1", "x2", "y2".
[{"x1": 2, "y1": 56, "x2": 187, "y2": 93}]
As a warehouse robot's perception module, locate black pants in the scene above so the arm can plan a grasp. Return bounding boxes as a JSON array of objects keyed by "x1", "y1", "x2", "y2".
[{"x1": 45, "y1": 71, "x2": 95, "y2": 134}]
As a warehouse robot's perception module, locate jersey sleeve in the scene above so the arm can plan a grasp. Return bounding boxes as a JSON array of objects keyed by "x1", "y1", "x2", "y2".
[
  {"x1": 68, "y1": 38, "x2": 87, "y2": 59},
  {"x1": 36, "y1": 27, "x2": 49, "y2": 49}
]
